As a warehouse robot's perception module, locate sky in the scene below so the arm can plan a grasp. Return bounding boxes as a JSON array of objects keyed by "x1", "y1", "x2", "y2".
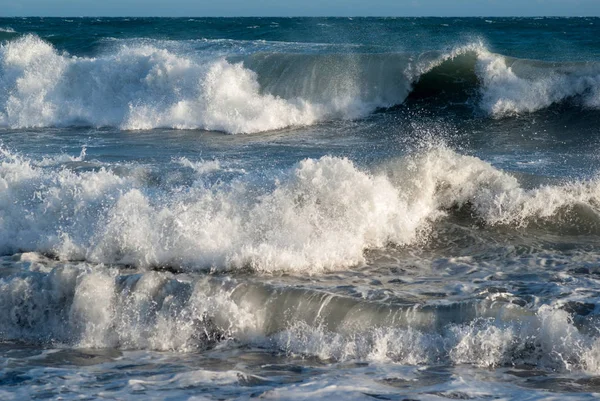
[{"x1": 1, "y1": 0, "x2": 599, "y2": 17}]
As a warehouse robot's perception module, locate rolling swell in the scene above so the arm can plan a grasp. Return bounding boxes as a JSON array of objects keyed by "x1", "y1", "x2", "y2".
[
  {"x1": 1, "y1": 262, "x2": 600, "y2": 373},
  {"x1": 1, "y1": 36, "x2": 600, "y2": 133}
]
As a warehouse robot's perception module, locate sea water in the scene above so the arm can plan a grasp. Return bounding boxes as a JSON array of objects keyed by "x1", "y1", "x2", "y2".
[{"x1": 1, "y1": 17, "x2": 600, "y2": 400}]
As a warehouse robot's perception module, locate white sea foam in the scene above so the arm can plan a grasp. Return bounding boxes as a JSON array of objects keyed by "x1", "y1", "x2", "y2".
[
  {"x1": 0, "y1": 146, "x2": 424, "y2": 272},
  {"x1": 2, "y1": 36, "x2": 598, "y2": 132},
  {"x1": 411, "y1": 41, "x2": 600, "y2": 116},
  {"x1": 2, "y1": 145, "x2": 600, "y2": 273},
  {"x1": 1, "y1": 263, "x2": 600, "y2": 374},
  {"x1": 0, "y1": 35, "x2": 395, "y2": 134},
  {"x1": 273, "y1": 307, "x2": 600, "y2": 372},
  {"x1": 476, "y1": 51, "x2": 600, "y2": 116},
  {"x1": 391, "y1": 147, "x2": 600, "y2": 229},
  {"x1": 0, "y1": 35, "x2": 324, "y2": 133},
  {"x1": 407, "y1": 41, "x2": 600, "y2": 116}
]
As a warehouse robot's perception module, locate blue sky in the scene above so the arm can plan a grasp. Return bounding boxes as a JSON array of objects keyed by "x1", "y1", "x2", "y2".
[{"x1": 2, "y1": 0, "x2": 599, "y2": 17}]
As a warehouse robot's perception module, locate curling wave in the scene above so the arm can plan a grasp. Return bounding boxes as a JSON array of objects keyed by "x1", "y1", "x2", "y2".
[
  {"x1": 2, "y1": 263, "x2": 600, "y2": 373},
  {"x1": 1, "y1": 36, "x2": 600, "y2": 133}
]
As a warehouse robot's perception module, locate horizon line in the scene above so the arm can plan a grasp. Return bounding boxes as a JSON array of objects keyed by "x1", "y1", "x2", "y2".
[{"x1": 1, "y1": 15, "x2": 598, "y2": 18}]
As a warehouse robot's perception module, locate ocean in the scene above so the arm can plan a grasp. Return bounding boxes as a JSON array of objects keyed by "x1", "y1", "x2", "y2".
[{"x1": 1, "y1": 16, "x2": 600, "y2": 400}]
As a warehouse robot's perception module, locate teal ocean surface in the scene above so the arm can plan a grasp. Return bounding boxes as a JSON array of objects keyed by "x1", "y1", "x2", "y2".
[{"x1": 2, "y1": 17, "x2": 600, "y2": 400}]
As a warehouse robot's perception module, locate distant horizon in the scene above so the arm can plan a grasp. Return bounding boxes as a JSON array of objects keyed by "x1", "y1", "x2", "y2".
[
  {"x1": 2, "y1": 0, "x2": 599, "y2": 18},
  {"x1": 1, "y1": 15, "x2": 599, "y2": 18}
]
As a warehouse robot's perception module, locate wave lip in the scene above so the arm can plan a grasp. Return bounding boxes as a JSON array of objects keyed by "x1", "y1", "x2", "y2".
[
  {"x1": 2, "y1": 36, "x2": 600, "y2": 133},
  {"x1": 477, "y1": 53, "x2": 600, "y2": 116},
  {"x1": 2, "y1": 264, "x2": 600, "y2": 375}
]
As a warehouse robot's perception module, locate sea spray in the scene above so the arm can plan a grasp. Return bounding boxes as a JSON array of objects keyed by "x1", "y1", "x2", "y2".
[
  {"x1": 2, "y1": 145, "x2": 600, "y2": 272},
  {"x1": 3, "y1": 36, "x2": 600, "y2": 133}
]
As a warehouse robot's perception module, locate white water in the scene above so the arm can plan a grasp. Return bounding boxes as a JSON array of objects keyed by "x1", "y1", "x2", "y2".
[
  {"x1": 477, "y1": 51, "x2": 600, "y2": 115},
  {"x1": 3, "y1": 21, "x2": 600, "y2": 401},
  {"x1": 2, "y1": 145, "x2": 600, "y2": 273},
  {"x1": 2, "y1": 255, "x2": 600, "y2": 375},
  {"x1": 2, "y1": 36, "x2": 600, "y2": 133},
  {"x1": 0, "y1": 35, "x2": 324, "y2": 133},
  {"x1": 0, "y1": 35, "x2": 387, "y2": 133}
]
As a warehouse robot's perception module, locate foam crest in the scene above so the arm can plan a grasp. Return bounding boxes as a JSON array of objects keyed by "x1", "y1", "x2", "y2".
[
  {"x1": 476, "y1": 52, "x2": 600, "y2": 115},
  {"x1": 2, "y1": 35, "x2": 600, "y2": 130},
  {"x1": 87, "y1": 155, "x2": 429, "y2": 271},
  {"x1": 0, "y1": 146, "x2": 426, "y2": 272},
  {"x1": 0, "y1": 35, "x2": 325, "y2": 133},
  {"x1": 0, "y1": 265, "x2": 249, "y2": 350},
  {"x1": 396, "y1": 146, "x2": 600, "y2": 230},
  {"x1": 3, "y1": 146, "x2": 600, "y2": 272},
  {"x1": 0, "y1": 35, "x2": 67, "y2": 128},
  {"x1": 120, "y1": 58, "x2": 322, "y2": 133},
  {"x1": 2, "y1": 265, "x2": 600, "y2": 374},
  {"x1": 0, "y1": 35, "x2": 391, "y2": 132},
  {"x1": 0, "y1": 147, "x2": 134, "y2": 258},
  {"x1": 274, "y1": 305, "x2": 600, "y2": 373}
]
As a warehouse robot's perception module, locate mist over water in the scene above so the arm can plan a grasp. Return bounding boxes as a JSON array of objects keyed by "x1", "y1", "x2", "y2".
[{"x1": 2, "y1": 17, "x2": 600, "y2": 400}]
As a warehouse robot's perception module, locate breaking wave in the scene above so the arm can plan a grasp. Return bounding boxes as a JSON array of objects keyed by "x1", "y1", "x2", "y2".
[
  {"x1": 1, "y1": 35, "x2": 600, "y2": 133},
  {"x1": 2, "y1": 264, "x2": 600, "y2": 373},
  {"x1": 1, "y1": 145, "x2": 600, "y2": 273}
]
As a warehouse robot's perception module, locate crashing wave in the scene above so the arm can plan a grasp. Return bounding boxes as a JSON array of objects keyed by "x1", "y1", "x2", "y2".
[
  {"x1": 2, "y1": 145, "x2": 600, "y2": 273},
  {"x1": 1, "y1": 264, "x2": 600, "y2": 374},
  {"x1": 1, "y1": 36, "x2": 599, "y2": 133}
]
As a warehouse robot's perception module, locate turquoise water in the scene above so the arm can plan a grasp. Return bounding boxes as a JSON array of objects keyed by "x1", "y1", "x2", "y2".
[{"x1": 1, "y1": 17, "x2": 600, "y2": 400}]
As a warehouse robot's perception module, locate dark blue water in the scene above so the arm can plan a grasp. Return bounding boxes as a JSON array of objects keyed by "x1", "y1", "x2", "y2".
[{"x1": 1, "y1": 17, "x2": 600, "y2": 400}]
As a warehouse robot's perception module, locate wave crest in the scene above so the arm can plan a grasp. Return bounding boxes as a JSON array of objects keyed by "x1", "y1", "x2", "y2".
[
  {"x1": 0, "y1": 35, "x2": 327, "y2": 133},
  {"x1": 478, "y1": 52, "x2": 600, "y2": 116},
  {"x1": 2, "y1": 265, "x2": 600, "y2": 374},
  {"x1": 2, "y1": 145, "x2": 600, "y2": 272},
  {"x1": 2, "y1": 36, "x2": 600, "y2": 132}
]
